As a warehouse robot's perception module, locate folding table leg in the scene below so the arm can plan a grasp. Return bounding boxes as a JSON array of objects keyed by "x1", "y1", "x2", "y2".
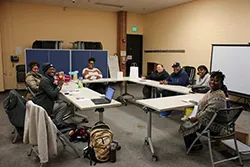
[
  {"x1": 121, "y1": 82, "x2": 135, "y2": 100},
  {"x1": 95, "y1": 108, "x2": 104, "y2": 122},
  {"x1": 71, "y1": 106, "x2": 88, "y2": 123},
  {"x1": 144, "y1": 108, "x2": 158, "y2": 161},
  {"x1": 116, "y1": 82, "x2": 127, "y2": 105}
]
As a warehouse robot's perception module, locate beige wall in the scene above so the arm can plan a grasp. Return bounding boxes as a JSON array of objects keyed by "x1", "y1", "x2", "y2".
[
  {"x1": 143, "y1": 0, "x2": 250, "y2": 75},
  {"x1": 0, "y1": 2, "x2": 117, "y2": 89},
  {"x1": 127, "y1": 13, "x2": 144, "y2": 35}
]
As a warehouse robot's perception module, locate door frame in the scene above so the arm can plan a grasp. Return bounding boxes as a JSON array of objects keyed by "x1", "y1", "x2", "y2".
[{"x1": 126, "y1": 34, "x2": 143, "y2": 76}]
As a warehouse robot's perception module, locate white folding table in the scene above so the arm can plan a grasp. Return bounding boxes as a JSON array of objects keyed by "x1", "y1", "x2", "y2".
[
  {"x1": 136, "y1": 93, "x2": 205, "y2": 161},
  {"x1": 128, "y1": 78, "x2": 191, "y2": 94},
  {"x1": 61, "y1": 82, "x2": 121, "y2": 121},
  {"x1": 81, "y1": 77, "x2": 130, "y2": 105},
  {"x1": 80, "y1": 77, "x2": 192, "y2": 105}
]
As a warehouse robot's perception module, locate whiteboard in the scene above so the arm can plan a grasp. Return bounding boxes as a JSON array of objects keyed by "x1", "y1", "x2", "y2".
[
  {"x1": 108, "y1": 55, "x2": 120, "y2": 78},
  {"x1": 211, "y1": 45, "x2": 250, "y2": 96}
]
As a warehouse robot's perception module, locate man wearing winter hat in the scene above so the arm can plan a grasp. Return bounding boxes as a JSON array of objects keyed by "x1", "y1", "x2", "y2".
[{"x1": 32, "y1": 63, "x2": 68, "y2": 128}]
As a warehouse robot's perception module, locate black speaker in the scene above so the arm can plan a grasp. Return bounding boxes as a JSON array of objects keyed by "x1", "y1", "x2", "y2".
[
  {"x1": 72, "y1": 41, "x2": 103, "y2": 50},
  {"x1": 32, "y1": 40, "x2": 62, "y2": 49}
]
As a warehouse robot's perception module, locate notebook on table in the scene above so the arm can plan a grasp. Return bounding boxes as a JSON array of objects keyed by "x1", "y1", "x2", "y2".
[{"x1": 91, "y1": 87, "x2": 115, "y2": 105}]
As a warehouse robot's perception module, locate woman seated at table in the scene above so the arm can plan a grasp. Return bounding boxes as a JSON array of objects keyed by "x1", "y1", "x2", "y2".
[
  {"x1": 142, "y1": 64, "x2": 169, "y2": 99},
  {"x1": 189, "y1": 65, "x2": 210, "y2": 93},
  {"x1": 194, "y1": 65, "x2": 210, "y2": 87},
  {"x1": 179, "y1": 71, "x2": 227, "y2": 151},
  {"x1": 82, "y1": 57, "x2": 106, "y2": 94},
  {"x1": 25, "y1": 61, "x2": 43, "y2": 98}
]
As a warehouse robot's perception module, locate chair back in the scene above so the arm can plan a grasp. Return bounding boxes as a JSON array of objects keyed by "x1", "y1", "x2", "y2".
[
  {"x1": 25, "y1": 82, "x2": 36, "y2": 97},
  {"x1": 3, "y1": 90, "x2": 26, "y2": 128},
  {"x1": 16, "y1": 64, "x2": 26, "y2": 83},
  {"x1": 214, "y1": 106, "x2": 243, "y2": 125},
  {"x1": 183, "y1": 66, "x2": 196, "y2": 85}
]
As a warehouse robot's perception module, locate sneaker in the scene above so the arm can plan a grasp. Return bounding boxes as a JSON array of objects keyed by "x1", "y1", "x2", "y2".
[
  {"x1": 181, "y1": 116, "x2": 187, "y2": 121},
  {"x1": 159, "y1": 111, "x2": 172, "y2": 117}
]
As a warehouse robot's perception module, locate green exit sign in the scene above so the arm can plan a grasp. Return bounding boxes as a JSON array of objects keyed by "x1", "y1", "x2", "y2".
[{"x1": 132, "y1": 26, "x2": 137, "y2": 32}]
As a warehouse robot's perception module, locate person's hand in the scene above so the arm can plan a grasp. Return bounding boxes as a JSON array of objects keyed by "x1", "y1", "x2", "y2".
[
  {"x1": 163, "y1": 81, "x2": 168, "y2": 85},
  {"x1": 160, "y1": 80, "x2": 168, "y2": 85},
  {"x1": 88, "y1": 77, "x2": 93, "y2": 80},
  {"x1": 189, "y1": 117, "x2": 198, "y2": 122},
  {"x1": 58, "y1": 80, "x2": 64, "y2": 88}
]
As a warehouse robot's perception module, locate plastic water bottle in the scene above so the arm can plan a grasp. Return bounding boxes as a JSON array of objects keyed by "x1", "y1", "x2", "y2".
[{"x1": 78, "y1": 77, "x2": 83, "y2": 88}]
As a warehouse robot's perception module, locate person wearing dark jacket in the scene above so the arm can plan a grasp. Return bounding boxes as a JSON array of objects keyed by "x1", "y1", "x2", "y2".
[
  {"x1": 161, "y1": 62, "x2": 189, "y2": 86},
  {"x1": 146, "y1": 64, "x2": 169, "y2": 81},
  {"x1": 159, "y1": 62, "x2": 189, "y2": 117},
  {"x1": 32, "y1": 63, "x2": 68, "y2": 128},
  {"x1": 142, "y1": 64, "x2": 169, "y2": 99}
]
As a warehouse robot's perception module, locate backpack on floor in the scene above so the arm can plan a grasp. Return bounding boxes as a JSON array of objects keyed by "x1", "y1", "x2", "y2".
[{"x1": 84, "y1": 121, "x2": 113, "y2": 165}]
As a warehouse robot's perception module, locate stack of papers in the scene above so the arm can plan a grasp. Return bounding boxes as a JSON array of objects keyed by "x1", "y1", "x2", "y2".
[
  {"x1": 182, "y1": 99, "x2": 199, "y2": 118},
  {"x1": 188, "y1": 105, "x2": 198, "y2": 118}
]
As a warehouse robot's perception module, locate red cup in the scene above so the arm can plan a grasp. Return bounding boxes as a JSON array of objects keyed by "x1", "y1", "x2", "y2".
[{"x1": 65, "y1": 75, "x2": 71, "y2": 82}]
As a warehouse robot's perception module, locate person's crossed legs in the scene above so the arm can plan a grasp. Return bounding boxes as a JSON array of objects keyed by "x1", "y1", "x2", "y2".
[{"x1": 53, "y1": 100, "x2": 69, "y2": 127}]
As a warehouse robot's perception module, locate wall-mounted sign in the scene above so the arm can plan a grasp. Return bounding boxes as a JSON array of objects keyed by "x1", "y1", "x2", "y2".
[
  {"x1": 16, "y1": 47, "x2": 23, "y2": 56},
  {"x1": 121, "y1": 51, "x2": 126, "y2": 56},
  {"x1": 132, "y1": 26, "x2": 137, "y2": 32},
  {"x1": 127, "y1": 55, "x2": 132, "y2": 60}
]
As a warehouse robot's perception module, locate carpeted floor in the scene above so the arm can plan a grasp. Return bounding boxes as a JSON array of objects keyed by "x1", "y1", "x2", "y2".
[{"x1": 0, "y1": 84, "x2": 250, "y2": 167}]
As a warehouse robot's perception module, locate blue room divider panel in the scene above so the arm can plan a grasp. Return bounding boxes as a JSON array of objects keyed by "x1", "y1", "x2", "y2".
[
  {"x1": 26, "y1": 49, "x2": 108, "y2": 78},
  {"x1": 49, "y1": 50, "x2": 70, "y2": 75},
  {"x1": 71, "y1": 50, "x2": 90, "y2": 76},
  {"x1": 25, "y1": 49, "x2": 49, "y2": 73},
  {"x1": 90, "y1": 51, "x2": 108, "y2": 78}
]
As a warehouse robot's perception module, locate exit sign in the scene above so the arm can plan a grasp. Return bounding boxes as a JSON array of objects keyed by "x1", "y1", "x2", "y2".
[{"x1": 132, "y1": 26, "x2": 137, "y2": 32}]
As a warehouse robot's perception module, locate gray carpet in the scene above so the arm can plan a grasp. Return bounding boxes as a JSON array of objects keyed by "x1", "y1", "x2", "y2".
[{"x1": 0, "y1": 84, "x2": 250, "y2": 167}]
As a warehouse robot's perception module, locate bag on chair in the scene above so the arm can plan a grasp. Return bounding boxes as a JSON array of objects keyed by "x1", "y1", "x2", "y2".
[
  {"x1": 191, "y1": 86, "x2": 210, "y2": 93},
  {"x1": 84, "y1": 121, "x2": 113, "y2": 165}
]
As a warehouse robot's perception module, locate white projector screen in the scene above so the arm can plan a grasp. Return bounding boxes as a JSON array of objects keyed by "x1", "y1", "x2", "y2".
[{"x1": 211, "y1": 45, "x2": 250, "y2": 96}]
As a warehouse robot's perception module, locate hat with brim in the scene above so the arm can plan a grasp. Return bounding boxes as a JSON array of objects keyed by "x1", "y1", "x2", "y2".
[{"x1": 172, "y1": 62, "x2": 181, "y2": 68}]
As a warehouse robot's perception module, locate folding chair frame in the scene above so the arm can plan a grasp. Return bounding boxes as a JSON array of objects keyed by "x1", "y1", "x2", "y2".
[
  {"x1": 186, "y1": 106, "x2": 243, "y2": 167},
  {"x1": 28, "y1": 129, "x2": 80, "y2": 166}
]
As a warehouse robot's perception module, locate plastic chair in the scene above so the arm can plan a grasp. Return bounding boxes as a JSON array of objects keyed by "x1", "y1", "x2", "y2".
[
  {"x1": 16, "y1": 65, "x2": 26, "y2": 83},
  {"x1": 186, "y1": 106, "x2": 243, "y2": 167},
  {"x1": 183, "y1": 66, "x2": 196, "y2": 85}
]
